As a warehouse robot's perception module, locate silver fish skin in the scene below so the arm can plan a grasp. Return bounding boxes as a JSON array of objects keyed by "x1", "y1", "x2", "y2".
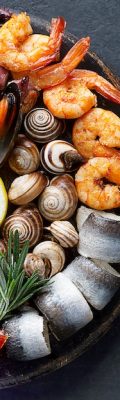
[
  {"x1": 3, "y1": 308, "x2": 51, "y2": 360},
  {"x1": 63, "y1": 256, "x2": 120, "y2": 310},
  {"x1": 35, "y1": 273, "x2": 93, "y2": 341},
  {"x1": 76, "y1": 206, "x2": 120, "y2": 263}
]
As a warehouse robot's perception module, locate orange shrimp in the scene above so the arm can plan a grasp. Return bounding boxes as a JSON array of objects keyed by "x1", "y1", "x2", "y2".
[
  {"x1": 75, "y1": 157, "x2": 120, "y2": 210},
  {"x1": 72, "y1": 108, "x2": 120, "y2": 159},
  {"x1": 0, "y1": 13, "x2": 66, "y2": 72},
  {"x1": 70, "y1": 69, "x2": 120, "y2": 104},
  {"x1": 13, "y1": 36, "x2": 90, "y2": 90}
]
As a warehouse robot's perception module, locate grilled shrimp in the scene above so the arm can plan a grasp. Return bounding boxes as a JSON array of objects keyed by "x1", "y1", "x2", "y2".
[
  {"x1": 70, "y1": 69, "x2": 120, "y2": 104},
  {"x1": 43, "y1": 79, "x2": 96, "y2": 119},
  {"x1": 0, "y1": 12, "x2": 65, "y2": 72},
  {"x1": 72, "y1": 108, "x2": 120, "y2": 159},
  {"x1": 42, "y1": 64, "x2": 120, "y2": 119},
  {"x1": 13, "y1": 36, "x2": 91, "y2": 91},
  {"x1": 75, "y1": 157, "x2": 120, "y2": 210}
]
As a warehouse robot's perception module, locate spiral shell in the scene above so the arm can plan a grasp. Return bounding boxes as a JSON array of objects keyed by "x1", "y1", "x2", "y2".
[
  {"x1": 2, "y1": 204, "x2": 43, "y2": 248},
  {"x1": 9, "y1": 135, "x2": 40, "y2": 175},
  {"x1": 33, "y1": 241, "x2": 65, "y2": 276},
  {"x1": 40, "y1": 140, "x2": 83, "y2": 174},
  {"x1": 48, "y1": 221, "x2": 79, "y2": 248},
  {"x1": 38, "y1": 175, "x2": 78, "y2": 221},
  {"x1": 24, "y1": 108, "x2": 65, "y2": 143},
  {"x1": 24, "y1": 253, "x2": 51, "y2": 278},
  {"x1": 8, "y1": 171, "x2": 49, "y2": 205}
]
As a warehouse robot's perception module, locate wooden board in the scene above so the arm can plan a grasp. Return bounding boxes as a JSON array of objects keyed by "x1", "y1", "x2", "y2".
[{"x1": 0, "y1": 14, "x2": 120, "y2": 389}]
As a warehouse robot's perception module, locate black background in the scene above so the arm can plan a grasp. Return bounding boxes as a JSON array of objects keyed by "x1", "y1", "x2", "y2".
[{"x1": 1, "y1": 0, "x2": 120, "y2": 398}]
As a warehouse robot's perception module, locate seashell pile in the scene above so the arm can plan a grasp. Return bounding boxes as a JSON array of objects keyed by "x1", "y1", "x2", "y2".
[{"x1": 0, "y1": 17, "x2": 120, "y2": 362}]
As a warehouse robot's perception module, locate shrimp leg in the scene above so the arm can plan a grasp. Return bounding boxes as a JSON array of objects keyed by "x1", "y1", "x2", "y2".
[{"x1": 70, "y1": 69, "x2": 120, "y2": 104}]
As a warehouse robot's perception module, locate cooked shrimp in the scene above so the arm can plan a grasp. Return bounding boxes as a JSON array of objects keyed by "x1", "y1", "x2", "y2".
[
  {"x1": 0, "y1": 13, "x2": 65, "y2": 72},
  {"x1": 75, "y1": 157, "x2": 120, "y2": 210},
  {"x1": 70, "y1": 69, "x2": 120, "y2": 104},
  {"x1": 43, "y1": 79, "x2": 96, "y2": 119},
  {"x1": 72, "y1": 108, "x2": 120, "y2": 159},
  {"x1": 13, "y1": 36, "x2": 91, "y2": 90}
]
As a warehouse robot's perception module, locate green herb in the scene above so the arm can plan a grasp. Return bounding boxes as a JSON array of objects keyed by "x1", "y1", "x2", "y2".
[{"x1": 0, "y1": 231, "x2": 50, "y2": 321}]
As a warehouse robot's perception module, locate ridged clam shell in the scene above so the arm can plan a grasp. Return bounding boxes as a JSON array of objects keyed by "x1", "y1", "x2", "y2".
[
  {"x1": 35, "y1": 273, "x2": 93, "y2": 341},
  {"x1": 9, "y1": 135, "x2": 40, "y2": 175},
  {"x1": 40, "y1": 140, "x2": 81, "y2": 174},
  {"x1": 63, "y1": 256, "x2": 120, "y2": 310},
  {"x1": 49, "y1": 221, "x2": 79, "y2": 248},
  {"x1": 2, "y1": 204, "x2": 43, "y2": 248},
  {"x1": 3, "y1": 309, "x2": 51, "y2": 360},
  {"x1": 24, "y1": 108, "x2": 65, "y2": 143},
  {"x1": 38, "y1": 175, "x2": 78, "y2": 221},
  {"x1": 33, "y1": 241, "x2": 65, "y2": 276},
  {"x1": 76, "y1": 206, "x2": 120, "y2": 263},
  {"x1": 8, "y1": 171, "x2": 49, "y2": 205}
]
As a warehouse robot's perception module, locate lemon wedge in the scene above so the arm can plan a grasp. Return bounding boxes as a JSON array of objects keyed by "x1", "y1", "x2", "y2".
[{"x1": 0, "y1": 178, "x2": 8, "y2": 225}]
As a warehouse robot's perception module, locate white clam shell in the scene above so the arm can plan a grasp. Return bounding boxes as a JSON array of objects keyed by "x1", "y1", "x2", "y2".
[
  {"x1": 33, "y1": 241, "x2": 65, "y2": 276},
  {"x1": 3, "y1": 309, "x2": 51, "y2": 360},
  {"x1": 63, "y1": 256, "x2": 120, "y2": 310},
  {"x1": 35, "y1": 273, "x2": 93, "y2": 341},
  {"x1": 76, "y1": 206, "x2": 120, "y2": 263}
]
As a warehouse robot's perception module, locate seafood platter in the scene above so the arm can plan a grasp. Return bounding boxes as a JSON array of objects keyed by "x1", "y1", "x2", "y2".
[{"x1": 0, "y1": 7, "x2": 120, "y2": 387}]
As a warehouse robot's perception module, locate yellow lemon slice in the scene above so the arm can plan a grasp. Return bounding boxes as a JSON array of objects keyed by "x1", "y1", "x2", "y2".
[{"x1": 0, "y1": 178, "x2": 8, "y2": 225}]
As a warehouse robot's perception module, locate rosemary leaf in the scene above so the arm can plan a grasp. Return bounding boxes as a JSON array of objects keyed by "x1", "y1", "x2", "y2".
[{"x1": 0, "y1": 231, "x2": 50, "y2": 321}]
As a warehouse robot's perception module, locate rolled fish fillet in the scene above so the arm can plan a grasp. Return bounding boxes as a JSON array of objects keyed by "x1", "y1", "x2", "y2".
[
  {"x1": 35, "y1": 273, "x2": 93, "y2": 341},
  {"x1": 76, "y1": 206, "x2": 120, "y2": 263},
  {"x1": 63, "y1": 256, "x2": 120, "y2": 310},
  {"x1": 3, "y1": 308, "x2": 51, "y2": 360}
]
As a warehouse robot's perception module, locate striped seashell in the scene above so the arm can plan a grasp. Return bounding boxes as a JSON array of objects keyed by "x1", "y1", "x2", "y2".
[
  {"x1": 48, "y1": 221, "x2": 79, "y2": 248},
  {"x1": 2, "y1": 204, "x2": 43, "y2": 248},
  {"x1": 24, "y1": 107, "x2": 66, "y2": 143},
  {"x1": 9, "y1": 135, "x2": 40, "y2": 175},
  {"x1": 38, "y1": 175, "x2": 78, "y2": 221},
  {"x1": 8, "y1": 171, "x2": 49, "y2": 205},
  {"x1": 40, "y1": 140, "x2": 83, "y2": 174}
]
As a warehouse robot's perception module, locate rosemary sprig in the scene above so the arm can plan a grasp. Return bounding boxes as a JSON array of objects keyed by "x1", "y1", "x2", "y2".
[{"x1": 0, "y1": 231, "x2": 50, "y2": 321}]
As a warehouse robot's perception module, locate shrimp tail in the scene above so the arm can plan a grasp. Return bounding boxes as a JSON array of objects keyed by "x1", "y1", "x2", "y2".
[
  {"x1": 70, "y1": 69, "x2": 120, "y2": 104},
  {"x1": 30, "y1": 16, "x2": 66, "y2": 71},
  {"x1": 30, "y1": 36, "x2": 90, "y2": 89},
  {"x1": 62, "y1": 37, "x2": 90, "y2": 73}
]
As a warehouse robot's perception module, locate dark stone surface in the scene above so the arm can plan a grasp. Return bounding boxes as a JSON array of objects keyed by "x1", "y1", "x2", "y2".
[{"x1": 1, "y1": 0, "x2": 120, "y2": 398}]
